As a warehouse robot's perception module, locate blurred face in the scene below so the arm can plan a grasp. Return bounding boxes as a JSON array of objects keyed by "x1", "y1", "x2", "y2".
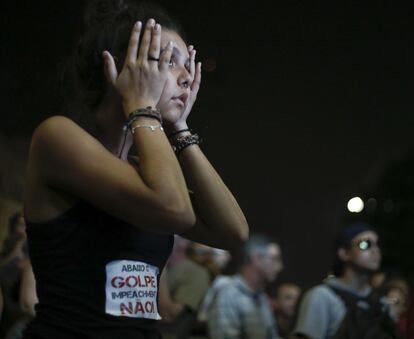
[
  {"x1": 212, "y1": 248, "x2": 231, "y2": 270},
  {"x1": 344, "y1": 231, "x2": 382, "y2": 271},
  {"x1": 157, "y1": 30, "x2": 192, "y2": 124},
  {"x1": 191, "y1": 243, "x2": 213, "y2": 264},
  {"x1": 387, "y1": 288, "x2": 407, "y2": 321},
  {"x1": 255, "y1": 243, "x2": 283, "y2": 283},
  {"x1": 275, "y1": 284, "x2": 302, "y2": 317},
  {"x1": 371, "y1": 271, "x2": 386, "y2": 288}
]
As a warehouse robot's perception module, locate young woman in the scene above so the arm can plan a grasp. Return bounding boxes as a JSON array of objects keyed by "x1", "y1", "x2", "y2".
[{"x1": 22, "y1": 1, "x2": 249, "y2": 338}]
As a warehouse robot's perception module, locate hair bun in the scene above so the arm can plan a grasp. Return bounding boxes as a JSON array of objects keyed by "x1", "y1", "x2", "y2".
[{"x1": 83, "y1": 0, "x2": 128, "y2": 29}]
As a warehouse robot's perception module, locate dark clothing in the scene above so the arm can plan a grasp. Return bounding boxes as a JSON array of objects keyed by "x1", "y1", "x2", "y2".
[
  {"x1": 22, "y1": 200, "x2": 174, "y2": 339},
  {"x1": 328, "y1": 285, "x2": 402, "y2": 339}
]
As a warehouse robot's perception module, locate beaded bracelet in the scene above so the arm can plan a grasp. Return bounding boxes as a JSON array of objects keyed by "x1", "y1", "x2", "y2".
[{"x1": 172, "y1": 133, "x2": 201, "y2": 156}]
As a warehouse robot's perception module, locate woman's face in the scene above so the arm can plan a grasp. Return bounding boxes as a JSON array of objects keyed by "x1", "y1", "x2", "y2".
[{"x1": 156, "y1": 30, "x2": 193, "y2": 124}]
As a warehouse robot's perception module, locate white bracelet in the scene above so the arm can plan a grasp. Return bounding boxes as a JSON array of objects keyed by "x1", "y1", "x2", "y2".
[{"x1": 131, "y1": 124, "x2": 164, "y2": 134}]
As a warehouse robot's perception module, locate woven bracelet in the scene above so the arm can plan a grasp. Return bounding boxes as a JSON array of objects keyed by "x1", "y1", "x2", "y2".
[
  {"x1": 123, "y1": 107, "x2": 162, "y2": 131},
  {"x1": 172, "y1": 133, "x2": 201, "y2": 156}
]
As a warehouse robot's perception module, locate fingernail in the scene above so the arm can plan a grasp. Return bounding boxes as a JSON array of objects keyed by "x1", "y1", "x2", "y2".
[
  {"x1": 148, "y1": 18, "x2": 155, "y2": 26},
  {"x1": 154, "y1": 23, "x2": 160, "y2": 31}
]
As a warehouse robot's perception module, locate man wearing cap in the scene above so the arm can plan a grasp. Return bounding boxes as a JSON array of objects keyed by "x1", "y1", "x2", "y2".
[{"x1": 292, "y1": 223, "x2": 400, "y2": 339}]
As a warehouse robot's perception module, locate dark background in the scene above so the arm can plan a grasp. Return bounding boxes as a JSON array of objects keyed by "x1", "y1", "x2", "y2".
[{"x1": 1, "y1": 1, "x2": 414, "y2": 289}]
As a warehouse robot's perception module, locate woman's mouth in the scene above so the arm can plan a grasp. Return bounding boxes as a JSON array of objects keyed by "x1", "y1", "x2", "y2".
[
  {"x1": 171, "y1": 94, "x2": 188, "y2": 107},
  {"x1": 172, "y1": 98, "x2": 184, "y2": 107}
]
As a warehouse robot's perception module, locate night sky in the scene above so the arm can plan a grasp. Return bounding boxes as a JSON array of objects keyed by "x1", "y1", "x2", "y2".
[{"x1": 1, "y1": 1, "x2": 414, "y2": 288}]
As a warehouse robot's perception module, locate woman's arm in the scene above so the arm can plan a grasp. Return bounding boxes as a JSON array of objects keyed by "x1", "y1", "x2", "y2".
[
  {"x1": 165, "y1": 50, "x2": 249, "y2": 250},
  {"x1": 177, "y1": 141, "x2": 249, "y2": 250},
  {"x1": 28, "y1": 114, "x2": 194, "y2": 234}
]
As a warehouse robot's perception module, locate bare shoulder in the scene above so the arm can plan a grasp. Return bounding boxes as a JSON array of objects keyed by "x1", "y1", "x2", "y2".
[
  {"x1": 31, "y1": 115, "x2": 98, "y2": 154},
  {"x1": 24, "y1": 116, "x2": 95, "y2": 220},
  {"x1": 29, "y1": 115, "x2": 111, "y2": 175}
]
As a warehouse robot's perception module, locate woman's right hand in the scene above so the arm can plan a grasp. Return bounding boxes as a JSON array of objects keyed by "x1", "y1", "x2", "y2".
[{"x1": 102, "y1": 19, "x2": 173, "y2": 116}]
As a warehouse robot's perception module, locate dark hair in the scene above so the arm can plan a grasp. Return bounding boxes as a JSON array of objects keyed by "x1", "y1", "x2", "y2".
[
  {"x1": 241, "y1": 234, "x2": 276, "y2": 267},
  {"x1": 59, "y1": 0, "x2": 185, "y2": 132}
]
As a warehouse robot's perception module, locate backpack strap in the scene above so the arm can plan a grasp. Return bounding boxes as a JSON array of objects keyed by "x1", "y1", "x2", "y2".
[{"x1": 325, "y1": 284, "x2": 400, "y2": 339}]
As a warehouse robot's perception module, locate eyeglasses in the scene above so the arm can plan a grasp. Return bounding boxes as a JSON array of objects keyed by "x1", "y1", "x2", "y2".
[{"x1": 353, "y1": 239, "x2": 381, "y2": 251}]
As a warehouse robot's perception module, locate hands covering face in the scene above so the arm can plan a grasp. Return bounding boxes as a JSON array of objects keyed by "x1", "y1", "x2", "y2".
[
  {"x1": 101, "y1": 18, "x2": 202, "y2": 126},
  {"x1": 175, "y1": 45, "x2": 202, "y2": 125}
]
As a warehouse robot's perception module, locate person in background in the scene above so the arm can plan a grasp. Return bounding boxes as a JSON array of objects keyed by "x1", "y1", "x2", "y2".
[
  {"x1": 270, "y1": 283, "x2": 301, "y2": 338},
  {"x1": 158, "y1": 242, "x2": 212, "y2": 339},
  {"x1": 167, "y1": 235, "x2": 191, "y2": 270},
  {"x1": 293, "y1": 222, "x2": 401, "y2": 339},
  {"x1": 0, "y1": 212, "x2": 29, "y2": 338},
  {"x1": 204, "y1": 248, "x2": 231, "y2": 280},
  {"x1": 372, "y1": 271, "x2": 412, "y2": 338},
  {"x1": 207, "y1": 234, "x2": 283, "y2": 339}
]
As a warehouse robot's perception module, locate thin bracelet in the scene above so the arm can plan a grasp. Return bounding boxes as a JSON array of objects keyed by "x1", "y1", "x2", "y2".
[
  {"x1": 131, "y1": 124, "x2": 164, "y2": 134},
  {"x1": 168, "y1": 128, "x2": 191, "y2": 138},
  {"x1": 123, "y1": 114, "x2": 162, "y2": 132},
  {"x1": 123, "y1": 107, "x2": 162, "y2": 132}
]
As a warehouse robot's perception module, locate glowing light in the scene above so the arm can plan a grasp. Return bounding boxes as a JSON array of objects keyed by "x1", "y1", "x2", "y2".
[{"x1": 347, "y1": 197, "x2": 364, "y2": 213}]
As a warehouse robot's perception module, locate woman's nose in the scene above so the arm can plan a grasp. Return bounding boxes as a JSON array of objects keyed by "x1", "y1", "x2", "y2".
[{"x1": 178, "y1": 68, "x2": 192, "y2": 89}]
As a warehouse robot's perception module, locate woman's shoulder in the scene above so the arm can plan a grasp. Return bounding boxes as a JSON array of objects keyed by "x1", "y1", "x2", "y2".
[
  {"x1": 33, "y1": 115, "x2": 85, "y2": 142},
  {"x1": 30, "y1": 115, "x2": 98, "y2": 157},
  {"x1": 24, "y1": 116, "x2": 86, "y2": 223}
]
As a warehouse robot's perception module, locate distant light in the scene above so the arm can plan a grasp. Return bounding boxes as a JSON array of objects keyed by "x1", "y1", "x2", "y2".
[{"x1": 347, "y1": 197, "x2": 364, "y2": 213}]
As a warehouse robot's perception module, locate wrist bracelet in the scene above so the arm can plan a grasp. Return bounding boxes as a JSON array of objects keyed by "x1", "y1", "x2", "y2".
[
  {"x1": 131, "y1": 124, "x2": 164, "y2": 134},
  {"x1": 123, "y1": 106, "x2": 162, "y2": 132},
  {"x1": 168, "y1": 128, "x2": 191, "y2": 138},
  {"x1": 172, "y1": 133, "x2": 201, "y2": 156}
]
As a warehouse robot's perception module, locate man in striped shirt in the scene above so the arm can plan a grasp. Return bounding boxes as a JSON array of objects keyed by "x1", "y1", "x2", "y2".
[{"x1": 207, "y1": 235, "x2": 283, "y2": 339}]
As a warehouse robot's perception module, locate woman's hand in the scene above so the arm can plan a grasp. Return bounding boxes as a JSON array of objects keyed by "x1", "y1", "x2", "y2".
[
  {"x1": 167, "y1": 45, "x2": 202, "y2": 132},
  {"x1": 102, "y1": 19, "x2": 173, "y2": 116}
]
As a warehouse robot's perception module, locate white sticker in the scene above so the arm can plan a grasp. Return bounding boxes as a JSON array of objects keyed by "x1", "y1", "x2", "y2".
[{"x1": 105, "y1": 260, "x2": 161, "y2": 319}]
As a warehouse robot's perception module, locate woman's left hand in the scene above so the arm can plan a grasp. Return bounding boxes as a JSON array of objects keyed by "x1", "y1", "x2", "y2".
[{"x1": 168, "y1": 46, "x2": 202, "y2": 131}]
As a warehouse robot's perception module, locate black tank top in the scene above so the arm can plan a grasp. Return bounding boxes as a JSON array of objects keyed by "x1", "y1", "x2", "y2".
[{"x1": 22, "y1": 201, "x2": 174, "y2": 339}]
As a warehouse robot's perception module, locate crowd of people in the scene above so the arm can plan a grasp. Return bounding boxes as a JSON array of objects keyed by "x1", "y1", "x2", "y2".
[{"x1": 0, "y1": 212, "x2": 413, "y2": 338}]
